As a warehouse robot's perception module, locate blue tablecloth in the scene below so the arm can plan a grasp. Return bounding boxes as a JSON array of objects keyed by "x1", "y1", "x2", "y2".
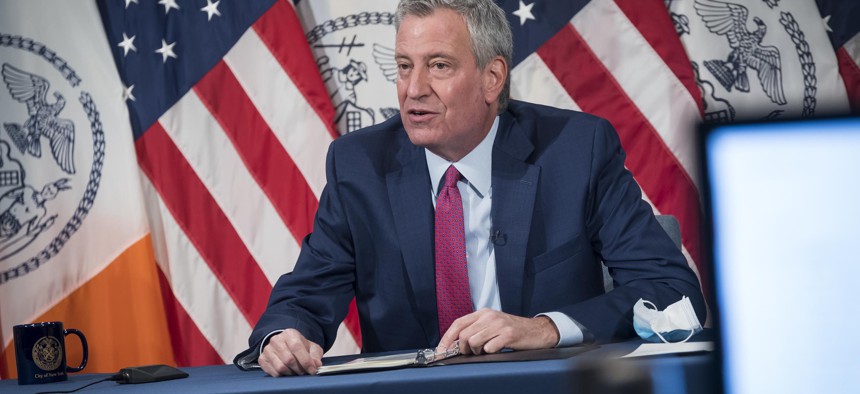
[{"x1": 1, "y1": 340, "x2": 716, "y2": 394}]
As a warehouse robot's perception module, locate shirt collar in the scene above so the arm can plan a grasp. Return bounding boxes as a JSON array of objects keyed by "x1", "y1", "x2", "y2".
[{"x1": 426, "y1": 116, "x2": 498, "y2": 198}]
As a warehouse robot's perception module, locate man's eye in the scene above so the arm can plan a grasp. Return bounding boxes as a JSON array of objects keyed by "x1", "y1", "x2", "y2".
[
  {"x1": 432, "y1": 63, "x2": 448, "y2": 70},
  {"x1": 398, "y1": 63, "x2": 410, "y2": 71}
]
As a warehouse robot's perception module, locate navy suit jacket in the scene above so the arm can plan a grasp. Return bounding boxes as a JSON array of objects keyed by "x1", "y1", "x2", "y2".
[{"x1": 236, "y1": 100, "x2": 705, "y2": 364}]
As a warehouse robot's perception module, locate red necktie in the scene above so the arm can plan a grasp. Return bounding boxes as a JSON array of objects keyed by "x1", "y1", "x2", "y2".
[{"x1": 435, "y1": 165, "x2": 473, "y2": 336}]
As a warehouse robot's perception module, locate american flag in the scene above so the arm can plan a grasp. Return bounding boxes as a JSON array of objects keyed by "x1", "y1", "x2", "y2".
[
  {"x1": 816, "y1": 0, "x2": 860, "y2": 111},
  {"x1": 88, "y1": 0, "x2": 857, "y2": 368},
  {"x1": 97, "y1": 0, "x2": 359, "y2": 366}
]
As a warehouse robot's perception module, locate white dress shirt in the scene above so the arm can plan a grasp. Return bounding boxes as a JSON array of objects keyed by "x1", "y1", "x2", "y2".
[{"x1": 425, "y1": 117, "x2": 584, "y2": 347}]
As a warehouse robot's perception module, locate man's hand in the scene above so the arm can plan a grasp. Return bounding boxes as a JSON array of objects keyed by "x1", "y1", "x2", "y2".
[
  {"x1": 439, "y1": 308, "x2": 560, "y2": 355},
  {"x1": 258, "y1": 329, "x2": 323, "y2": 376}
]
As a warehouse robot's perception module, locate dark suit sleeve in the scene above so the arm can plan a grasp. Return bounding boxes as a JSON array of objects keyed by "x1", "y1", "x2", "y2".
[
  {"x1": 560, "y1": 118, "x2": 706, "y2": 342},
  {"x1": 234, "y1": 142, "x2": 357, "y2": 368}
]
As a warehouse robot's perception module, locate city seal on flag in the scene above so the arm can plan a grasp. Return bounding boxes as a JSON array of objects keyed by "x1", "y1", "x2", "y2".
[
  {"x1": 694, "y1": 0, "x2": 789, "y2": 106},
  {"x1": 0, "y1": 33, "x2": 104, "y2": 285},
  {"x1": 304, "y1": 9, "x2": 401, "y2": 134},
  {"x1": 672, "y1": 0, "x2": 819, "y2": 121}
]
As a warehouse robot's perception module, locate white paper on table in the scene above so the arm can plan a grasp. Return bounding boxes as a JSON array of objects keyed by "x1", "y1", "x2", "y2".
[{"x1": 621, "y1": 342, "x2": 714, "y2": 358}]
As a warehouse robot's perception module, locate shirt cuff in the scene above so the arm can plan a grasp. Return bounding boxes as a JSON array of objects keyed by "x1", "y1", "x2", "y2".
[
  {"x1": 538, "y1": 312, "x2": 584, "y2": 347},
  {"x1": 259, "y1": 330, "x2": 284, "y2": 357}
]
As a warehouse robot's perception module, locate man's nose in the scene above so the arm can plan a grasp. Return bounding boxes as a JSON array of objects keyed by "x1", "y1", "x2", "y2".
[{"x1": 405, "y1": 67, "x2": 431, "y2": 99}]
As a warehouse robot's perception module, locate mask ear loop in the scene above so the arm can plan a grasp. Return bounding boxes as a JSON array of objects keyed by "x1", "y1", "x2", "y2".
[
  {"x1": 654, "y1": 327, "x2": 695, "y2": 344},
  {"x1": 645, "y1": 300, "x2": 696, "y2": 344}
]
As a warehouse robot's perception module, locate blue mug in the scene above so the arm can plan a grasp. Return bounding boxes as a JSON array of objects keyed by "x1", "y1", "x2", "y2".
[{"x1": 13, "y1": 321, "x2": 88, "y2": 385}]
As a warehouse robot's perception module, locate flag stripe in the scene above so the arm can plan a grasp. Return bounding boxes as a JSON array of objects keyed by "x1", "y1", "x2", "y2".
[
  {"x1": 158, "y1": 88, "x2": 299, "y2": 286},
  {"x1": 252, "y1": 0, "x2": 338, "y2": 140},
  {"x1": 156, "y1": 268, "x2": 223, "y2": 366},
  {"x1": 1, "y1": 341, "x2": 12, "y2": 378},
  {"x1": 511, "y1": 53, "x2": 583, "y2": 112},
  {"x1": 224, "y1": 29, "x2": 332, "y2": 198},
  {"x1": 194, "y1": 61, "x2": 318, "y2": 247},
  {"x1": 836, "y1": 46, "x2": 860, "y2": 111},
  {"x1": 537, "y1": 24, "x2": 704, "y2": 276},
  {"x1": 326, "y1": 323, "x2": 361, "y2": 356},
  {"x1": 142, "y1": 173, "x2": 255, "y2": 363},
  {"x1": 345, "y1": 299, "x2": 362, "y2": 345},
  {"x1": 844, "y1": 31, "x2": 860, "y2": 61},
  {"x1": 572, "y1": 0, "x2": 701, "y2": 189},
  {"x1": 613, "y1": 0, "x2": 704, "y2": 116},
  {"x1": 136, "y1": 123, "x2": 269, "y2": 326}
]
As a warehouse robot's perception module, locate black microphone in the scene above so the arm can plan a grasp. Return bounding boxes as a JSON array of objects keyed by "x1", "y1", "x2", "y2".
[{"x1": 490, "y1": 230, "x2": 505, "y2": 245}]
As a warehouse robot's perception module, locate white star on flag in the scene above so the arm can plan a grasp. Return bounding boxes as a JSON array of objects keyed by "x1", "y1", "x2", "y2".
[
  {"x1": 158, "y1": 0, "x2": 180, "y2": 15},
  {"x1": 123, "y1": 84, "x2": 136, "y2": 102},
  {"x1": 118, "y1": 32, "x2": 136, "y2": 56},
  {"x1": 124, "y1": 0, "x2": 138, "y2": 9},
  {"x1": 155, "y1": 39, "x2": 177, "y2": 63},
  {"x1": 201, "y1": 0, "x2": 221, "y2": 21},
  {"x1": 513, "y1": 1, "x2": 536, "y2": 26}
]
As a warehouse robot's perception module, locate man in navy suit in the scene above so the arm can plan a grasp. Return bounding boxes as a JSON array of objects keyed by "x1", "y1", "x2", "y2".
[{"x1": 235, "y1": 0, "x2": 705, "y2": 376}]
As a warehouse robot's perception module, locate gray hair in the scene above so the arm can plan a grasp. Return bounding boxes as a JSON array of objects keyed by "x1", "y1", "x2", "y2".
[{"x1": 395, "y1": 0, "x2": 513, "y2": 113}]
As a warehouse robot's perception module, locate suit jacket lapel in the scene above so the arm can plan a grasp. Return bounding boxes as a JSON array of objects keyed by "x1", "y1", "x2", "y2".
[
  {"x1": 386, "y1": 137, "x2": 437, "y2": 345},
  {"x1": 492, "y1": 113, "x2": 539, "y2": 317}
]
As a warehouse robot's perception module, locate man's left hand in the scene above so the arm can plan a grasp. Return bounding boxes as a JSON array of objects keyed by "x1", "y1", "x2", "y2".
[{"x1": 439, "y1": 308, "x2": 560, "y2": 355}]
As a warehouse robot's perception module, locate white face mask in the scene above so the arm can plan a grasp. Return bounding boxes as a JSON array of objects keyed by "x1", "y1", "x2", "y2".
[{"x1": 633, "y1": 296, "x2": 703, "y2": 343}]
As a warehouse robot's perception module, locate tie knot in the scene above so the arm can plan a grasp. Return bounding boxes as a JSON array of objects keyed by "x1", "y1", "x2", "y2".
[{"x1": 442, "y1": 166, "x2": 461, "y2": 188}]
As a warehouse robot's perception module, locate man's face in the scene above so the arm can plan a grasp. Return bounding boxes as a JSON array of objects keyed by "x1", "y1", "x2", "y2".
[{"x1": 395, "y1": 9, "x2": 502, "y2": 162}]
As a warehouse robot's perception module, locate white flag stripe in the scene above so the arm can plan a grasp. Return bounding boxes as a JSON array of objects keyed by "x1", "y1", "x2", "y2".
[
  {"x1": 143, "y1": 171, "x2": 177, "y2": 281},
  {"x1": 573, "y1": 0, "x2": 701, "y2": 189},
  {"x1": 158, "y1": 92, "x2": 301, "y2": 286},
  {"x1": 511, "y1": 53, "x2": 583, "y2": 112},
  {"x1": 140, "y1": 174, "x2": 252, "y2": 363},
  {"x1": 327, "y1": 323, "x2": 361, "y2": 357},
  {"x1": 224, "y1": 29, "x2": 332, "y2": 198},
  {"x1": 845, "y1": 32, "x2": 860, "y2": 65}
]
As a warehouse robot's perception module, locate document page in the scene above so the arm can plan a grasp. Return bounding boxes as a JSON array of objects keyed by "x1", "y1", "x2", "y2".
[
  {"x1": 317, "y1": 341, "x2": 461, "y2": 375},
  {"x1": 621, "y1": 341, "x2": 713, "y2": 358}
]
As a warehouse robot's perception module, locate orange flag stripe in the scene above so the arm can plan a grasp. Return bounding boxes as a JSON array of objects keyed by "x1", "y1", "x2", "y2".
[{"x1": 1, "y1": 236, "x2": 175, "y2": 378}]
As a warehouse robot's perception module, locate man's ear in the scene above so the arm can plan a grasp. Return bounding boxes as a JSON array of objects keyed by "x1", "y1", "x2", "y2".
[{"x1": 483, "y1": 56, "x2": 507, "y2": 104}]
